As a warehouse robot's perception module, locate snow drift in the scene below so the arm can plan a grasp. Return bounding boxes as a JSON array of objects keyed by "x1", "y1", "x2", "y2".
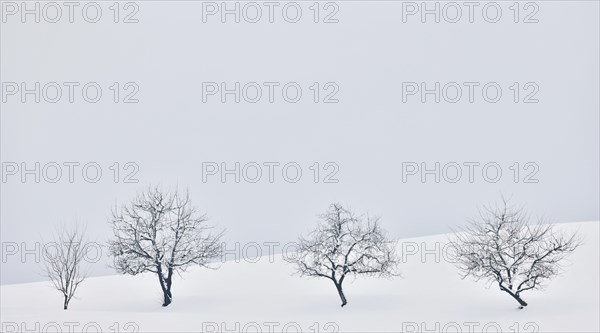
[{"x1": 1, "y1": 222, "x2": 598, "y2": 332}]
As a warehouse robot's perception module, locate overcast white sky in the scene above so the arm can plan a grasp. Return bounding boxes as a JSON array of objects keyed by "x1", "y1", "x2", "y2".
[{"x1": 1, "y1": 1, "x2": 598, "y2": 284}]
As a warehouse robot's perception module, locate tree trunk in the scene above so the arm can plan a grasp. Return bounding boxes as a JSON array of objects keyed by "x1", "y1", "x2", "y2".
[
  {"x1": 156, "y1": 265, "x2": 172, "y2": 307},
  {"x1": 166, "y1": 268, "x2": 173, "y2": 293},
  {"x1": 63, "y1": 295, "x2": 68, "y2": 310},
  {"x1": 165, "y1": 267, "x2": 173, "y2": 306},
  {"x1": 162, "y1": 288, "x2": 172, "y2": 307},
  {"x1": 500, "y1": 285, "x2": 528, "y2": 308},
  {"x1": 334, "y1": 281, "x2": 348, "y2": 307}
]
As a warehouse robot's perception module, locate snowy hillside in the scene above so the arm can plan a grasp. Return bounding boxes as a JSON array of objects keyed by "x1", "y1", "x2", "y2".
[{"x1": 1, "y1": 222, "x2": 598, "y2": 332}]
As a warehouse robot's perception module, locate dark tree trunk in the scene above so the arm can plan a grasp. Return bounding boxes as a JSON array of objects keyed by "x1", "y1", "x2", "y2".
[
  {"x1": 165, "y1": 267, "x2": 173, "y2": 306},
  {"x1": 500, "y1": 285, "x2": 528, "y2": 308},
  {"x1": 166, "y1": 267, "x2": 173, "y2": 292},
  {"x1": 63, "y1": 295, "x2": 68, "y2": 310},
  {"x1": 156, "y1": 264, "x2": 172, "y2": 307},
  {"x1": 334, "y1": 281, "x2": 348, "y2": 307},
  {"x1": 162, "y1": 289, "x2": 172, "y2": 307}
]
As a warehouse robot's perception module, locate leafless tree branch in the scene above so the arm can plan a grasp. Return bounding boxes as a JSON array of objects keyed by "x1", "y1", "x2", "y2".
[
  {"x1": 108, "y1": 186, "x2": 224, "y2": 306},
  {"x1": 43, "y1": 225, "x2": 89, "y2": 310},
  {"x1": 448, "y1": 197, "x2": 581, "y2": 308},
  {"x1": 287, "y1": 203, "x2": 399, "y2": 307}
]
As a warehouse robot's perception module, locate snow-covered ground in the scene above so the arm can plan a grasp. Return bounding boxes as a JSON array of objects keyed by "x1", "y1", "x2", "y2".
[{"x1": 1, "y1": 222, "x2": 598, "y2": 332}]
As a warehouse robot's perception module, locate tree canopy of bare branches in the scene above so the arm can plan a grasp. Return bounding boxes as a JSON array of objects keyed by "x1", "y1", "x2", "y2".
[
  {"x1": 108, "y1": 186, "x2": 223, "y2": 306},
  {"x1": 43, "y1": 225, "x2": 89, "y2": 310},
  {"x1": 287, "y1": 203, "x2": 399, "y2": 307},
  {"x1": 449, "y1": 198, "x2": 581, "y2": 308}
]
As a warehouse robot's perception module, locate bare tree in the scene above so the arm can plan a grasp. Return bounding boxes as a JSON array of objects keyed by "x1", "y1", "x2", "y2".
[
  {"x1": 288, "y1": 203, "x2": 399, "y2": 307},
  {"x1": 449, "y1": 198, "x2": 581, "y2": 308},
  {"x1": 43, "y1": 225, "x2": 89, "y2": 310},
  {"x1": 108, "y1": 186, "x2": 223, "y2": 307}
]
